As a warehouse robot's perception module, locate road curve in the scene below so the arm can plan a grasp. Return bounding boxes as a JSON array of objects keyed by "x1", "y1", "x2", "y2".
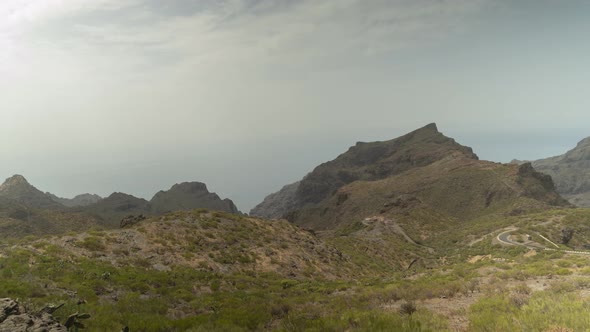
[
  {"x1": 497, "y1": 231, "x2": 522, "y2": 246},
  {"x1": 497, "y1": 230, "x2": 590, "y2": 255}
]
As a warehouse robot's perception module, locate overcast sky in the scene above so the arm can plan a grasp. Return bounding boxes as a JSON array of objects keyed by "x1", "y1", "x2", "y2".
[{"x1": 1, "y1": 0, "x2": 590, "y2": 211}]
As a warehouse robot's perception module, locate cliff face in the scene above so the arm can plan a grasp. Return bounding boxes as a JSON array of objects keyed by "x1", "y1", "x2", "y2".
[
  {"x1": 250, "y1": 123, "x2": 478, "y2": 219},
  {"x1": 249, "y1": 182, "x2": 300, "y2": 219},
  {"x1": 532, "y1": 137, "x2": 590, "y2": 207}
]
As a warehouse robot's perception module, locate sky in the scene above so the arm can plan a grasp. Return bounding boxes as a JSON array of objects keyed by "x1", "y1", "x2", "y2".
[{"x1": 1, "y1": 0, "x2": 590, "y2": 211}]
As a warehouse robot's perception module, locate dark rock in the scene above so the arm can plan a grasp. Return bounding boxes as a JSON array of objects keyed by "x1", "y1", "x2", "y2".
[
  {"x1": 120, "y1": 215, "x2": 147, "y2": 228},
  {"x1": 0, "y1": 298, "x2": 66, "y2": 332}
]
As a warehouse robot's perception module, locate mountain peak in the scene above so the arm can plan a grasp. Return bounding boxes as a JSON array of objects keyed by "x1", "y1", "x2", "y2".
[
  {"x1": 0, "y1": 174, "x2": 62, "y2": 209},
  {"x1": 420, "y1": 122, "x2": 438, "y2": 132},
  {"x1": 1, "y1": 175, "x2": 30, "y2": 189}
]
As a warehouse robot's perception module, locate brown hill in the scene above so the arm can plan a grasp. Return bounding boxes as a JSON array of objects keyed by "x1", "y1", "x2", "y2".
[{"x1": 251, "y1": 123, "x2": 478, "y2": 219}]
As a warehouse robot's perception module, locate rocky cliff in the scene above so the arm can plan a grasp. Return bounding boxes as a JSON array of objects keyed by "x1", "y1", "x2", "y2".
[{"x1": 530, "y1": 137, "x2": 590, "y2": 207}]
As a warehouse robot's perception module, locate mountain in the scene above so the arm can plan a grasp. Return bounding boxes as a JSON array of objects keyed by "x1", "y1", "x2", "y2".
[
  {"x1": 0, "y1": 175, "x2": 240, "y2": 236},
  {"x1": 251, "y1": 123, "x2": 478, "y2": 219},
  {"x1": 0, "y1": 175, "x2": 63, "y2": 209},
  {"x1": 290, "y1": 157, "x2": 569, "y2": 230},
  {"x1": 252, "y1": 123, "x2": 569, "y2": 234},
  {"x1": 47, "y1": 193, "x2": 102, "y2": 207},
  {"x1": 150, "y1": 182, "x2": 239, "y2": 215},
  {"x1": 528, "y1": 137, "x2": 590, "y2": 207}
]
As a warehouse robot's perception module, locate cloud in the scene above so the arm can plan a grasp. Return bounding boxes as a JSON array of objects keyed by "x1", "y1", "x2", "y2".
[{"x1": 0, "y1": 0, "x2": 497, "y2": 209}]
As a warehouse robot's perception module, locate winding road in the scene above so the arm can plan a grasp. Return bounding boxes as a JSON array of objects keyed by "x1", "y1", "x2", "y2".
[
  {"x1": 496, "y1": 230, "x2": 590, "y2": 255},
  {"x1": 496, "y1": 230, "x2": 539, "y2": 249}
]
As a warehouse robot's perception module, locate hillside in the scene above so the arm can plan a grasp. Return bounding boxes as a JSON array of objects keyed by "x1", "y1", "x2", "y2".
[
  {"x1": 528, "y1": 137, "x2": 590, "y2": 207},
  {"x1": 251, "y1": 123, "x2": 478, "y2": 219},
  {"x1": 250, "y1": 124, "x2": 570, "y2": 266},
  {"x1": 291, "y1": 156, "x2": 569, "y2": 233},
  {"x1": 3, "y1": 208, "x2": 590, "y2": 331}
]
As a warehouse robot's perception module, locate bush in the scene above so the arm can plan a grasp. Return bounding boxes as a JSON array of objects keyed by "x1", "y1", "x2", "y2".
[
  {"x1": 399, "y1": 301, "x2": 417, "y2": 316},
  {"x1": 77, "y1": 237, "x2": 106, "y2": 251}
]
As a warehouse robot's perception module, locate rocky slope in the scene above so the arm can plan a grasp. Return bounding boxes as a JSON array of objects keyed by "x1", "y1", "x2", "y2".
[
  {"x1": 249, "y1": 182, "x2": 299, "y2": 219},
  {"x1": 150, "y1": 182, "x2": 239, "y2": 215},
  {"x1": 251, "y1": 123, "x2": 478, "y2": 218},
  {"x1": 290, "y1": 157, "x2": 569, "y2": 231},
  {"x1": 0, "y1": 298, "x2": 66, "y2": 332},
  {"x1": 527, "y1": 137, "x2": 590, "y2": 207},
  {"x1": 36, "y1": 210, "x2": 350, "y2": 279}
]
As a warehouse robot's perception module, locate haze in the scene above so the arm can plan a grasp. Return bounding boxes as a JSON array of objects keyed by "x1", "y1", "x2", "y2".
[{"x1": 1, "y1": 0, "x2": 589, "y2": 211}]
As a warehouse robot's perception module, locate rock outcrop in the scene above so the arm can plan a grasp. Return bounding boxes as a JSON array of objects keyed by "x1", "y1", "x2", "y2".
[
  {"x1": 0, "y1": 298, "x2": 66, "y2": 332},
  {"x1": 120, "y1": 214, "x2": 147, "y2": 228}
]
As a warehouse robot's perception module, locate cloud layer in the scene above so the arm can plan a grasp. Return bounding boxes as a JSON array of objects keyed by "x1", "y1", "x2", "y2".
[{"x1": 1, "y1": 0, "x2": 590, "y2": 210}]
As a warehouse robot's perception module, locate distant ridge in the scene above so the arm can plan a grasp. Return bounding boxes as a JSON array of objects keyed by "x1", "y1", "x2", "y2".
[
  {"x1": 78, "y1": 182, "x2": 240, "y2": 226},
  {"x1": 0, "y1": 175, "x2": 241, "y2": 236},
  {"x1": 47, "y1": 192, "x2": 103, "y2": 207}
]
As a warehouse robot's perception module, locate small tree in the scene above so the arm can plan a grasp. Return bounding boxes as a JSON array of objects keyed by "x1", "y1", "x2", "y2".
[{"x1": 561, "y1": 228, "x2": 575, "y2": 245}]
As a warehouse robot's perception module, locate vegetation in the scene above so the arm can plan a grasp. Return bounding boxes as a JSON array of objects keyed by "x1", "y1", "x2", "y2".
[{"x1": 0, "y1": 207, "x2": 588, "y2": 331}]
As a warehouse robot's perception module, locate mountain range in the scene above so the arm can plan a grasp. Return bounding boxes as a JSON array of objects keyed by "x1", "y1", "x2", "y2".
[{"x1": 0, "y1": 175, "x2": 239, "y2": 236}]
